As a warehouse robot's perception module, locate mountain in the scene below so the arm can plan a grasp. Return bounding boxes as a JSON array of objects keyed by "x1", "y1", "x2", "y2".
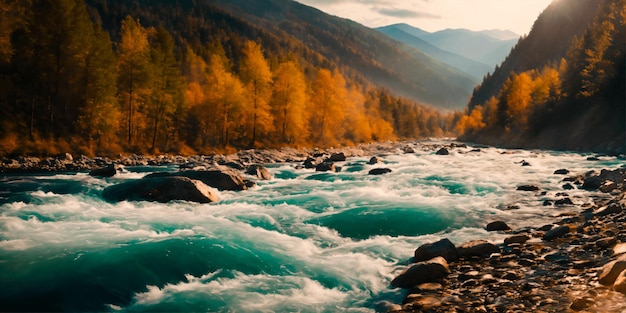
[
  {"x1": 86, "y1": 0, "x2": 475, "y2": 109},
  {"x1": 468, "y1": 0, "x2": 600, "y2": 108},
  {"x1": 419, "y1": 28, "x2": 518, "y2": 68},
  {"x1": 376, "y1": 24, "x2": 492, "y2": 80},
  {"x1": 458, "y1": 0, "x2": 625, "y2": 154},
  {"x1": 477, "y1": 29, "x2": 520, "y2": 41}
]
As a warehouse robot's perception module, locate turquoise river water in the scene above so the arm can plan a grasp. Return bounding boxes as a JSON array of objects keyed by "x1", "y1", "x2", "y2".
[{"x1": 0, "y1": 142, "x2": 623, "y2": 312}]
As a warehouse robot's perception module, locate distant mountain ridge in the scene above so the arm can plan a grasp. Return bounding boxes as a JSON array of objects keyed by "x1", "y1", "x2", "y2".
[{"x1": 376, "y1": 23, "x2": 519, "y2": 80}]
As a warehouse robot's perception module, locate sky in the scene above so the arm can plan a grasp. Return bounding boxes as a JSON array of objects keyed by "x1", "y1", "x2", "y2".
[{"x1": 296, "y1": 0, "x2": 554, "y2": 36}]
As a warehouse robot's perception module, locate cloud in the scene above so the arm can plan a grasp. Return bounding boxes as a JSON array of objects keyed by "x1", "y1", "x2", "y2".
[{"x1": 376, "y1": 7, "x2": 440, "y2": 19}]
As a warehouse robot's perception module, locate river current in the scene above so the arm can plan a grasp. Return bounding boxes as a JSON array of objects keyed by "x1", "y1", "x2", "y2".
[{"x1": 0, "y1": 142, "x2": 623, "y2": 312}]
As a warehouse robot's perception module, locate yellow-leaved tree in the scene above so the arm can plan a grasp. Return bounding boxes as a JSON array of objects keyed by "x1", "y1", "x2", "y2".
[
  {"x1": 309, "y1": 68, "x2": 347, "y2": 146},
  {"x1": 117, "y1": 16, "x2": 152, "y2": 146},
  {"x1": 271, "y1": 60, "x2": 309, "y2": 145},
  {"x1": 239, "y1": 40, "x2": 273, "y2": 148}
]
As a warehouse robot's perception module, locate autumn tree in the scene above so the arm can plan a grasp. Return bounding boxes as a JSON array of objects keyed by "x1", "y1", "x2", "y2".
[
  {"x1": 204, "y1": 53, "x2": 246, "y2": 147},
  {"x1": 117, "y1": 16, "x2": 152, "y2": 147},
  {"x1": 239, "y1": 40, "x2": 273, "y2": 148},
  {"x1": 309, "y1": 68, "x2": 347, "y2": 146},
  {"x1": 148, "y1": 26, "x2": 184, "y2": 152},
  {"x1": 77, "y1": 23, "x2": 119, "y2": 153},
  {"x1": 271, "y1": 60, "x2": 308, "y2": 144}
]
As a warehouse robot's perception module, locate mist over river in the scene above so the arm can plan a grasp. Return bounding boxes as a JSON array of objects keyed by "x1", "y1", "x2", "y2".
[{"x1": 1, "y1": 141, "x2": 623, "y2": 312}]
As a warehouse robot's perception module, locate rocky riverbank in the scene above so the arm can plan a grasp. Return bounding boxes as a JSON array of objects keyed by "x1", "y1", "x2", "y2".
[
  {"x1": 382, "y1": 167, "x2": 626, "y2": 313},
  {"x1": 0, "y1": 140, "x2": 464, "y2": 174}
]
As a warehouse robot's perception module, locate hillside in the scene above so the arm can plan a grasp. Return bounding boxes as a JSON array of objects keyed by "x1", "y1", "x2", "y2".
[
  {"x1": 468, "y1": 0, "x2": 600, "y2": 108},
  {"x1": 87, "y1": 0, "x2": 475, "y2": 110},
  {"x1": 458, "y1": 0, "x2": 625, "y2": 154},
  {"x1": 376, "y1": 24, "x2": 492, "y2": 80},
  {"x1": 0, "y1": 0, "x2": 460, "y2": 156}
]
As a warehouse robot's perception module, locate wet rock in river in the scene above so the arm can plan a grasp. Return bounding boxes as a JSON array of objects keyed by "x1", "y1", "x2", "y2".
[
  {"x1": 414, "y1": 238, "x2": 459, "y2": 263},
  {"x1": 517, "y1": 185, "x2": 540, "y2": 191},
  {"x1": 391, "y1": 257, "x2": 450, "y2": 288},
  {"x1": 368, "y1": 168, "x2": 392, "y2": 175},
  {"x1": 103, "y1": 176, "x2": 219, "y2": 203},
  {"x1": 485, "y1": 221, "x2": 511, "y2": 231},
  {"x1": 146, "y1": 169, "x2": 249, "y2": 191},
  {"x1": 246, "y1": 164, "x2": 272, "y2": 180}
]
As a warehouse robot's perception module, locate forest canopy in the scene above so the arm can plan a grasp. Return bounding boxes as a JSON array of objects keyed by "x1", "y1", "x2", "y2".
[{"x1": 0, "y1": 0, "x2": 456, "y2": 156}]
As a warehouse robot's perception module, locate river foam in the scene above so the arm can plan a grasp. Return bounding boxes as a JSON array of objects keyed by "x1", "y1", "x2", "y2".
[{"x1": 0, "y1": 142, "x2": 621, "y2": 311}]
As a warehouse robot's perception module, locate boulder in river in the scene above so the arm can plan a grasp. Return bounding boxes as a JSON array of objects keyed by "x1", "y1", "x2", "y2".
[
  {"x1": 436, "y1": 148, "x2": 449, "y2": 155},
  {"x1": 368, "y1": 156, "x2": 381, "y2": 165},
  {"x1": 368, "y1": 168, "x2": 392, "y2": 175},
  {"x1": 315, "y1": 162, "x2": 336, "y2": 172},
  {"x1": 485, "y1": 221, "x2": 511, "y2": 231},
  {"x1": 391, "y1": 257, "x2": 450, "y2": 288},
  {"x1": 246, "y1": 164, "x2": 272, "y2": 180},
  {"x1": 103, "y1": 176, "x2": 219, "y2": 203},
  {"x1": 146, "y1": 169, "x2": 248, "y2": 191},
  {"x1": 89, "y1": 164, "x2": 118, "y2": 177},
  {"x1": 414, "y1": 238, "x2": 458, "y2": 263},
  {"x1": 517, "y1": 185, "x2": 540, "y2": 191},
  {"x1": 554, "y1": 169, "x2": 570, "y2": 175}
]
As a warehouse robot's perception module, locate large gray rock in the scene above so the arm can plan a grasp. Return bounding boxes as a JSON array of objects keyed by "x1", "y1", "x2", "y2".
[
  {"x1": 89, "y1": 164, "x2": 118, "y2": 177},
  {"x1": 146, "y1": 169, "x2": 248, "y2": 191},
  {"x1": 457, "y1": 240, "x2": 500, "y2": 258},
  {"x1": 391, "y1": 257, "x2": 450, "y2": 288},
  {"x1": 414, "y1": 238, "x2": 459, "y2": 263},
  {"x1": 246, "y1": 164, "x2": 272, "y2": 180},
  {"x1": 103, "y1": 176, "x2": 219, "y2": 203}
]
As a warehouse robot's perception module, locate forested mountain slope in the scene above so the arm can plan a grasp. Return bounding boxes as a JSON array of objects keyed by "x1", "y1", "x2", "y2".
[
  {"x1": 458, "y1": 0, "x2": 625, "y2": 154},
  {"x1": 0, "y1": 0, "x2": 461, "y2": 156},
  {"x1": 88, "y1": 0, "x2": 476, "y2": 109},
  {"x1": 468, "y1": 0, "x2": 600, "y2": 108}
]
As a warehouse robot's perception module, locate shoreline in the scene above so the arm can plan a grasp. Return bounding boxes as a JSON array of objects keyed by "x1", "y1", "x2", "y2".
[
  {"x1": 384, "y1": 167, "x2": 626, "y2": 312},
  {"x1": 0, "y1": 139, "x2": 463, "y2": 174}
]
